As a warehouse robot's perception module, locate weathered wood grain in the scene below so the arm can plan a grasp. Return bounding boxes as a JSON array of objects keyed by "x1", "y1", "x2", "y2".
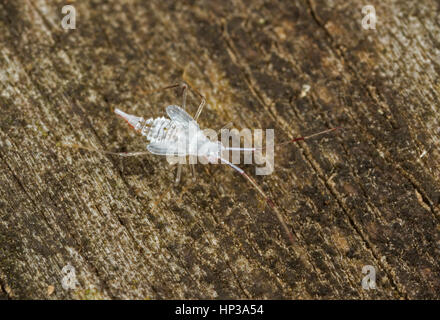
[{"x1": 0, "y1": 0, "x2": 439, "y2": 299}]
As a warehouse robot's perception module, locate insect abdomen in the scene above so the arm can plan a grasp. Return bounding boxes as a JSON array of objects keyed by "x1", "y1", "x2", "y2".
[{"x1": 139, "y1": 117, "x2": 180, "y2": 145}]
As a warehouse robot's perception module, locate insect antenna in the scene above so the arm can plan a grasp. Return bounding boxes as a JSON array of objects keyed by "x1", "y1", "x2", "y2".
[
  {"x1": 62, "y1": 143, "x2": 151, "y2": 157},
  {"x1": 269, "y1": 126, "x2": 342, "y2": 149},
  {"x1": 223, "y1": 126, "x2": 342, "y2": 152}
]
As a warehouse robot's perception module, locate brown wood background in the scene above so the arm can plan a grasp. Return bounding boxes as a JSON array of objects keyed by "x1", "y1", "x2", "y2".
[{"x1": 0, "y1": 0, "x2": 439, "y2": 299}]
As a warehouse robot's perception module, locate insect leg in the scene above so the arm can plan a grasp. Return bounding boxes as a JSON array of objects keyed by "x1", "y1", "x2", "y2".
[
  {"x1": 142, "y1": 83, "x2": 181, "y2": 96},
  {"x1": 175, "y1": 164, "x2": 182, "y2": 185},
  {"x1": 181, "y1": 82, "x2": 206, "y2": 120},
  {"x1": 141, "y1": 83, "x2": 190, "y2": 111},
  {"x1": 193, "y1": 92, "x2": 206, "y2": 121},
  {"x1": 181, "y1": 82, "x2": 188, "y2": 110},
  {"x1": 218, "y1": 157, "x2": 295, "y2": 246},
  {"x1": 190, "y1": 164, "x2": 197, "y2": 181},
  {"x1": 152, "y1": 81, "x2": 205, "y2": 120}
]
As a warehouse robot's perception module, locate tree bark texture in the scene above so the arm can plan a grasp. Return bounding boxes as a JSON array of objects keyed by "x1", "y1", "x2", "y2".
[{"x1": 0, "y1": 0, "x2": 439, "y2": 299}]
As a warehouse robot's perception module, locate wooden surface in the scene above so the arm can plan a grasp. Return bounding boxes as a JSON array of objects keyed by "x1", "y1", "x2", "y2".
[{"x1": 0, "y1": 0, "x2": 439, "y2": 299}]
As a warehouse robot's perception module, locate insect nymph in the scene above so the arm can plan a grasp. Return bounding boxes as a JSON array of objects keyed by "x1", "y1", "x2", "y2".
[
  {"x1": 70, "y1": 83, "x2": 340, "y2": 245},
  {"x1": 114, "y1": 105, "x2": 225, "y2": 166}
]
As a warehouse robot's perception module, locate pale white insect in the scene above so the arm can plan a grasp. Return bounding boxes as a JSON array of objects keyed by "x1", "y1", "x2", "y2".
[
  {"x1": 113, "y1": 105, "x2": 225, "y2": 166},
  {"x1": 68, "y1": 83, "x2": 340, "y2": 245}
]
